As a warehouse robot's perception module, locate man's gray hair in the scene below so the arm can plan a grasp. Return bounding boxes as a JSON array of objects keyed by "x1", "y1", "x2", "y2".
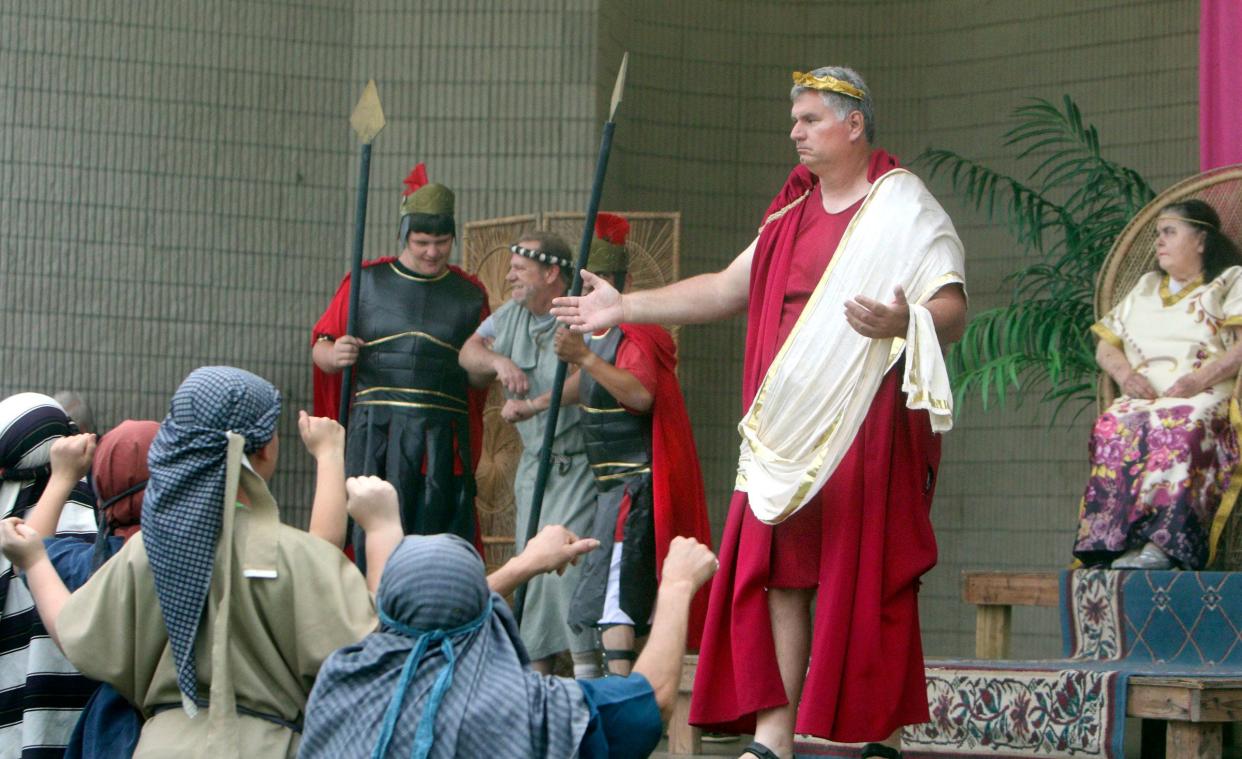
[
  {"x1": 53, "y1": 390, "x2": 95, "y2": 434},
  {"x1": 790, "y1": 66, "x2": 875, "y2": 144}
]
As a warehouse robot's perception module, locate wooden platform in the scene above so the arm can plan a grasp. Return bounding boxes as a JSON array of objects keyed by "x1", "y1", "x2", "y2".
[
  {"x1": 667, "y1": 572, "x2": 1242, "y2": 757},
  {"x1": 962, "y1": 570, "x2": 1242, "y2": 758}
]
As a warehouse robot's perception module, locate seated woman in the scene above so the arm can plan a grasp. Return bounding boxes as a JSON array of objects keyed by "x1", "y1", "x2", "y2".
[{"x1": 1075, "y1": 199, "x2": 1242, "y2": 570}]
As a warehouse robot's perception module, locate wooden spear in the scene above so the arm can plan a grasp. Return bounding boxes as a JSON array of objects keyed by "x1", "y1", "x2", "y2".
[
  {"x1": 514, "y1": 54, "x2": 629, "y2": 624},
  {"x1": 338, "y1": 80, "x2": 386, "y2": 426}
]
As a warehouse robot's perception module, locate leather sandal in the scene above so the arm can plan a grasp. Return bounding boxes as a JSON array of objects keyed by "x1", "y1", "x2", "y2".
[
  {"x1": 861, "y1": 742, "x2": 902, "y2": 759},
  {"x1": 740, "y1": 741, "x2": 783, "y2": 759}
]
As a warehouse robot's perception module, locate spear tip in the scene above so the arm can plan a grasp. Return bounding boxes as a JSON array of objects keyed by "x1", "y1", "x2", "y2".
[
  {"x1": 350, "y1": 79, "x2": 386, "y2": 144},
  {"x1": 608, "y1": 53, "x2": 629, "y2": 121}
]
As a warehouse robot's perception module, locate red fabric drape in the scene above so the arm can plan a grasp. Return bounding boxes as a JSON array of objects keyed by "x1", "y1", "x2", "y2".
[
  {"x1": 1200, "y1": 0, "x2": 1242, "y2": 170},
  {"x1": 618, "y1": 323, "x2": 714, "y2": 647}
]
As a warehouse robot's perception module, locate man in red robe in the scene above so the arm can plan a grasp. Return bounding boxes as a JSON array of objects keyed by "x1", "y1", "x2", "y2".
[{"x1": 552, "y1": 67, "x2": 967, "y2": 759}]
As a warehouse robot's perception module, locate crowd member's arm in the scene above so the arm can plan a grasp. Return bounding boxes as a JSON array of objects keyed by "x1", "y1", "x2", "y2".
[
  {"x1": 843, "y1": 283, "x2": 968, "y2": 346},
  {"x1": 552, "y1": 240, "x2": 755, "y2": 332},
  {"x1": 486, "y1": 525, "x2": 598, "y2": 597},
  {"x1": 0, "y1": 519, "x2": 70, "y2": 647},
  {"x1": 460, "y1": 332, "x2": 530, "y2": 395},
  {"x1": 1167, "y1": 328, "x2": 1242, "y2": 397},
  {"x1": 1096, "y1": 340, "x2": 1157, "y2": 400},
  {"x1": 633, "y1": 537, "x2": 718, "y2": 720},
  {"x1": 345, "y1": 477, "x2": 404, "y2": 593},
  {"x1": 25, "y1": 434, "x2": 96, "y2": 540},
  {"x1": 553, "y1": 329, "x2": 653, "y2": 412},
  {"x1": 299, "y1": 411, "x2": 348, "y2": 549},
  {"x1": 311, "y1": 335, "x2": 364, "y2": 375}
]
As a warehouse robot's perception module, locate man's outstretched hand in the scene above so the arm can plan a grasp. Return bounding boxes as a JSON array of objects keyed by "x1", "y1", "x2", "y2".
[
  {"x1": 844, "y1": 285, "x2": 910, "y2": 339},
  {"x1": 551, "y1": 270, "x2": 624, "y2": 333}
]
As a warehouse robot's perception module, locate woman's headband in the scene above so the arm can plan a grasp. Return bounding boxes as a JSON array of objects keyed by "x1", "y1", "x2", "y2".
[{"x1": 1156, "y1": 214, "x2": 1218, "y2": 231}]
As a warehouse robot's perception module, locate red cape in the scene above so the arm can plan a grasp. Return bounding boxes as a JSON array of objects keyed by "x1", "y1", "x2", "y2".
[
  {"x1": 689, "y1": 151, "x2": 940, "y2": 741},
  {"x1": 618, "y1": 323, "x2": 713, "y2": 648}
]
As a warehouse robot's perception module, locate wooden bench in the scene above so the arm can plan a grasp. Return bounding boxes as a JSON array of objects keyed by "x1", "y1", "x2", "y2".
[{"x1": 963, "y1": 570, "x2": 1242, "y2": 758}]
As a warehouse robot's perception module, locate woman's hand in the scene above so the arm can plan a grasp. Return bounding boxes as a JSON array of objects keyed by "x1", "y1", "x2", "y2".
[
  {"x1": 1122, "y1": 371, "x2": 1158, "y2": 400},
  {"x1": 1166, "y1": 372, "x2": 1208, "y2": 398}
]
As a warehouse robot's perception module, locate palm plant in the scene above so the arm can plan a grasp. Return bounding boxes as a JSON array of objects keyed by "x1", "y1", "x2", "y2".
[{"x1": 917, "y1": 96, "x2": 1155, "y2": 418}]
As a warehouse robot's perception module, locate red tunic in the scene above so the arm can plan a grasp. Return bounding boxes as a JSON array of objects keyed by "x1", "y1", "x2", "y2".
[{"x1": 689, "y1": 151, "x2": 941, "y2": 741}]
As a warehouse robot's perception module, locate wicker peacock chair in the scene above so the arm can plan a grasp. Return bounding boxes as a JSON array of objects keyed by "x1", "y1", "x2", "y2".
[{"x1": 1094, "y1": 163, "x2": 1242, "y2": 568}]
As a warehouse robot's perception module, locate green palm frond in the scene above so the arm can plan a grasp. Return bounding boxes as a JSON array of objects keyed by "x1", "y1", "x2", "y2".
[{"x1": 915, "y1": 95, "x2": 1154, "y2": 422}]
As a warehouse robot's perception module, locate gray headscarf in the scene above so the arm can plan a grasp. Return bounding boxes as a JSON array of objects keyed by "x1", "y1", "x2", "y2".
[
  {"x1": 142, "y1": 367, "x2": 281, "y2": 714},
  {"x1": 300, "y1": 535, "x2": 590, "y2": 759}
]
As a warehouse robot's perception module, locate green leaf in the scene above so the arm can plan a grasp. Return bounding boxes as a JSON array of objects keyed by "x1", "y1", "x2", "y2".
[{"x1": 915, "y1": 94, "x2": 1150, "y2": 425}]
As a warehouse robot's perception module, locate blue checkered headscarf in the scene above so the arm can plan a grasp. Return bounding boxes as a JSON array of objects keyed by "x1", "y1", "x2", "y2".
[{"x1": 143, "y1": 367, "x2": 281, "y2": 712}]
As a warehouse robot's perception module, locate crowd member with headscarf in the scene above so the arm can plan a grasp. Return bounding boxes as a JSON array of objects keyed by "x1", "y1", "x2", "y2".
[
  {"x1": 0, "y1": 392, "x2": 98, "y2": 756},
  {"x1": 300, "y1": 492, "x2": 719, "y2": 759},
  {"x1": 20, "y1": 420, "x2": 158, "y2": 759},
  {"x1": 0, "y1": 367, "x2": 605, "y2": 759},
  {"x1": 0, "y1": 367, "x2": 380, "y2": 758}
]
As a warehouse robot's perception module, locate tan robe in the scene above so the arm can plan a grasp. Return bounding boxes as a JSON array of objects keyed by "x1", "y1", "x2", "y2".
[{"x1": 58, "y1": 464, "x2": 376, "y2": 759}]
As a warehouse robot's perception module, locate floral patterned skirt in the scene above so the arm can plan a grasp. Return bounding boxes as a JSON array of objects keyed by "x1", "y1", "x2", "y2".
[{"x1": 1073, "y1": 392, "x2": 1239, "y2": 569}]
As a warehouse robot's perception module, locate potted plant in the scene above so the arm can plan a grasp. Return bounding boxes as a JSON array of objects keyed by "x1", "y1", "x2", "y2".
[{"x1": 917, "y1": 96, "x2": 1154, "y2": 418}]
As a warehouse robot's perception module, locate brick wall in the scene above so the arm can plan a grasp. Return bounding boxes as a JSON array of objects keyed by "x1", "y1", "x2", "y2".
[{"x1": 1, "y1": 0, "x2": 1198, "y2": 657}]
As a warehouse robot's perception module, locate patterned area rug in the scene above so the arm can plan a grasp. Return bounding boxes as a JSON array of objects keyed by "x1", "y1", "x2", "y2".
[{"x1": 794, "y1": 569, "x2": 1242, "y2": 759}]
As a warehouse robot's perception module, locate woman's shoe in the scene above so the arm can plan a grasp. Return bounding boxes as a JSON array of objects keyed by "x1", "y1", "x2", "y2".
[{"x1": 1113, "y1": 542, "x2": 1171, "y2": 570}]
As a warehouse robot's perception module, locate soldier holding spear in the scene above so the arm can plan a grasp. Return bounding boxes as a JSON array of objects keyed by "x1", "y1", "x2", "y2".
[{"x1": 311, "y1": 83, "x2": 491, "y2": 564}]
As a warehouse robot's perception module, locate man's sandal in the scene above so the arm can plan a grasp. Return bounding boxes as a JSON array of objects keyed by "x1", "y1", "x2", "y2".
[
  {"x1": 861, "y1": 743, "x2": 902, "y2": 759},
  {"x1": 740, "y1": 741, "x2": 783, "y2": 759}
]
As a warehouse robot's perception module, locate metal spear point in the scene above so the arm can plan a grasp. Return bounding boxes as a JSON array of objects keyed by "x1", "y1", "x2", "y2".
[
  {"x1": 514, "y1": 54, "x2": 629, "y2": 625},
  {"x1": 338, "y1": 80, "x2": 386, "y2": 425}
]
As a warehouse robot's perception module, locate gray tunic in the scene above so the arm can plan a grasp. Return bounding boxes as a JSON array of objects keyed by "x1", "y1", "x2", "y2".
[{"x1": 490, "y1": 300, "x2": 598, "y2": 659}]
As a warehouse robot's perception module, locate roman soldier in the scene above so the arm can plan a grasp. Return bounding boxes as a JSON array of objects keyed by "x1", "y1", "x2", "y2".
[{"x1": 312, "y1": 164, "x2": 489, "y2": 561}]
